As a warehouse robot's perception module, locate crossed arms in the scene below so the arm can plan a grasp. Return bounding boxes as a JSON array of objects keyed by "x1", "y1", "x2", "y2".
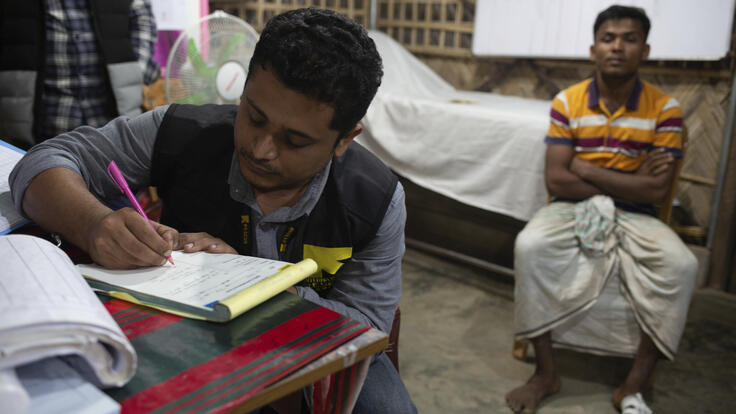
[{"x1": 544, "y1": 144, "x2": 677, "y2": 206}]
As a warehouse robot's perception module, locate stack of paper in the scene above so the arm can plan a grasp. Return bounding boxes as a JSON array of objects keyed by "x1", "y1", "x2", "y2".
[{"x1": 0, "y1": 235, "x2": 137, "y2": 412}]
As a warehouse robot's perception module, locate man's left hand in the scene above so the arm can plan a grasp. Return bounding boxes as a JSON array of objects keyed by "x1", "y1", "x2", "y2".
[{"x1": 176, "y1": 232, "x2": 238, "y2": 254}]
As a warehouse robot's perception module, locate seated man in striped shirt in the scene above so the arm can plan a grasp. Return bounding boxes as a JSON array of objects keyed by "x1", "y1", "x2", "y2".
[{"x1": 507, "y1": 5, "x2": 697, "y2": 414}]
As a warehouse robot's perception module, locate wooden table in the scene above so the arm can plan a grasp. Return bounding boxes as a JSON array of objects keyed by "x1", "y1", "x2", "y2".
[
  {"x1": 101, "y1": 292, "x2": 387, "y2": 414},
  {"x1": 6, "y1": 225, "x2": 387, "y2": 413}
]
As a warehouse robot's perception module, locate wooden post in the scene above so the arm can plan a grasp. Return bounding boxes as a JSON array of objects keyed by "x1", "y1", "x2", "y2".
[{"x1": 708, "y1": 107, "x2": 736, "y2": 292}]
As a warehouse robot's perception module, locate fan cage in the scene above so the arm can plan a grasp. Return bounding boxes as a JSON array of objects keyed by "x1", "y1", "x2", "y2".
[{"x1": 165, "y1": 11, "x2": 259, "y2": 105}]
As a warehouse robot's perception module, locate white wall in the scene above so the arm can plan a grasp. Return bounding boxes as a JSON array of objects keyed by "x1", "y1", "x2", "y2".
[
  {"x1": 472, "y1": 0, "x2": 735, "y2": 60},
  {"x1": 151, "y1": 0, "x2": 202, "y2": 31}
]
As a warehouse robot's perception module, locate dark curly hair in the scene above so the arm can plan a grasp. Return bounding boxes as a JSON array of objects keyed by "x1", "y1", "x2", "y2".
[
  {"x1": 247, "y1": 8, "x2": 383, "y2": 137},
  {"x1": 594, "y1": 5, "x2": 651, "y2": 41}
]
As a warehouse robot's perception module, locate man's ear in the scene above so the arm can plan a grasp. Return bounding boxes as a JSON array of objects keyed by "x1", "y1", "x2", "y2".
[
  {"x1": 642, "y1": 43, "x2": 651, "y2": 60},
  {"x1": 334, "y1": 124, "x2": 363, "y2": 157}
]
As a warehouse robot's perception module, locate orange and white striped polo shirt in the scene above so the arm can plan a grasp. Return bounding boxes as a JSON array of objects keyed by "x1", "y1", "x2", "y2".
[{"x1": 545, "y1": 76, "x2": 683, "y2": 173}]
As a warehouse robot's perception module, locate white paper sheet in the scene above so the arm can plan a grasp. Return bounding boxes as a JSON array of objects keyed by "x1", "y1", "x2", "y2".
[
  {"x1": 0, "y1": 368, "x2": 29, "y2": 414},
  {"x1": 0, "y1": 235, "x2": 136, "y2": 387},
  {"x1": 79, "y1": 251, "x2": 289, "y2": 310},
  {"x1": 16, "y1": 357, "x2": 120, "y2": 414},
  {"x1": 0, "y1": 141, "x2": 30, "y2": 235}
]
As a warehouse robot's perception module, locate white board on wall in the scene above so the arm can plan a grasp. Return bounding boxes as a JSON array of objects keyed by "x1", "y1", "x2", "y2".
[
  {"x1": 151, "y1": 0, "x2": 202, "y2": 30},
  {"x1": 472, "y1": 0, "x2": 735, "y2": 60}
]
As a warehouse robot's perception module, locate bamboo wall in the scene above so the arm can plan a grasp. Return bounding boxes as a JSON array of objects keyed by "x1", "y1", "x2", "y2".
[
  {"x1": 375, "y1": 0, "x2": 474, "y2": 57},
  {"x1": 211, "y1": 0, "x2": 370, "y2": 29}
]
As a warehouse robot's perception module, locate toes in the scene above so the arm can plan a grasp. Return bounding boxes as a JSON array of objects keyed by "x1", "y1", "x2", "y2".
[{"x1": 506, "y1": 396, "x2": 521, "y2": 412}]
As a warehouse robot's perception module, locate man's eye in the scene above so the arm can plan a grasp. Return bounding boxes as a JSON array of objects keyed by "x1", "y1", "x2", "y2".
[
  {"x1": 285, "y1": 137, "x2": 310, "y2": 148},
  {"x1": 249, "y1": 115, "x2": 266, "y2": 126}
]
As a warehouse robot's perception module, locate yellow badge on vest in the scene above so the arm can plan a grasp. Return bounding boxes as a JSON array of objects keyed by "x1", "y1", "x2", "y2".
[{"x1": 302, "y1": 244, "x2": 353, "y2": 291}]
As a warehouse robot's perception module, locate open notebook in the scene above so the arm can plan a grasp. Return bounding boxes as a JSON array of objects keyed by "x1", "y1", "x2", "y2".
[{"x1": 79, "y1": 251, "x2": 318, "y2": 322}]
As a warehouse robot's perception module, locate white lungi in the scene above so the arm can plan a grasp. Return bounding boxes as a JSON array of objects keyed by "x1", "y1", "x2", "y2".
[{"x1": 513, "y1": 196, "x2": 697, "y2": 360}]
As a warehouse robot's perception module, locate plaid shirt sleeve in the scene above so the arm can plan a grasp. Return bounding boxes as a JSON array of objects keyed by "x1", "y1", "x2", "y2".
[{"x1": 129, "y1": 0, "x2": 160, "y2": 84}]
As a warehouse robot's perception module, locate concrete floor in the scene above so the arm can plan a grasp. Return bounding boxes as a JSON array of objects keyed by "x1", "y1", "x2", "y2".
[{"x1": 398, "y1": 247, "x2": 736, "y2": 414}]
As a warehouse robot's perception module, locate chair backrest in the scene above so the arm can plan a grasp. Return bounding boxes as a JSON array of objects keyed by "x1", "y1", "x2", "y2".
[{"x1": 657, "y1": 124, "x2": 688, "y2": 224}]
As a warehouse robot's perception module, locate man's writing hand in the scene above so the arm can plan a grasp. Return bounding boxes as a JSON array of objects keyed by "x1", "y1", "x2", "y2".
[
  {"x1": 637, "y1": 148, "x2": 674, "y2": 177},
  {"x1": 177, "y1": 232, "x2": 238, "y2": 255},
  {"x1": 87, "y1": 208, "x2": 178, "y2": 269}
]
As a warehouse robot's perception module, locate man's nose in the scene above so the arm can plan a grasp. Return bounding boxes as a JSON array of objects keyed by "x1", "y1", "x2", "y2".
[
  {"x1": 252, "y1": 133, "x2": 277, "y2": 160},
  {"x1": 611, "y1": 37, "x2": 624, "y2": 51}
]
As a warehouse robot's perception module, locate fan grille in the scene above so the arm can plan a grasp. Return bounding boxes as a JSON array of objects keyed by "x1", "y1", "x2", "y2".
[{"x1": 166, "y1": 12, "x2": 259, "y2": 105}]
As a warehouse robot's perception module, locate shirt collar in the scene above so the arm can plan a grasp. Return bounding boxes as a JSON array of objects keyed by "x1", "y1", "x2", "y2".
[
  {"x1": 227, "y1": 153, "x2": 331, "y2": 222},
  {"x1": 587, "y1": 74, "x2": 643, "y2": 111}
]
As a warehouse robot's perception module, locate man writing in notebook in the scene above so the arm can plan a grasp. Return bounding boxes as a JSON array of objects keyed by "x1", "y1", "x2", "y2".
[
  {"x1": 506, "y1": 5, "x2": 697, "y2": 414},
  {"x1": 10, "y1": 8, "x2": 416, "y2": 413}
]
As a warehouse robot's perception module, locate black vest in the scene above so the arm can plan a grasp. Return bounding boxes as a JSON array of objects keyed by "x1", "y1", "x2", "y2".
[{"x1": 150, "y1": 104, "x2": 399, "y2": 293}]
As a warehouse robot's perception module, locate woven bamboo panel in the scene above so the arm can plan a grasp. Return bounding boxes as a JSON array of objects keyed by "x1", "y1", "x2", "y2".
[
  {"x1": 210, "y1": 0, "x2": 371, "y2": 30},
  {"x1": 657, "y1": 75, "x2": 730, "y2": 231},
  {"x1": 376, "y1": 0, "x2": 475, "y2": 57},
  {"x1": 211, "y1": 0, "x2": 476, "y2": 57}
]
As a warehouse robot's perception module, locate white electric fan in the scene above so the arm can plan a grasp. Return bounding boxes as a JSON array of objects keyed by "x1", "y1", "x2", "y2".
[{"x1": 165, "y1": 11, "x2": 259, "y2": 105}]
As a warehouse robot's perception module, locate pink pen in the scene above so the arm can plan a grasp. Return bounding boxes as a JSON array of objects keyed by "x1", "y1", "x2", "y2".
[{"x1": 106, "y1": 160, "x2": 175, "y2": 265}]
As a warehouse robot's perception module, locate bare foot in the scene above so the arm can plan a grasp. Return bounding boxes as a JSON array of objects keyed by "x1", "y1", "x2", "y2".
[
  {"x1": 612, "y1": 387, "x2": 626, "y2": 410},
  {"x1": 506, "y1": 373, "x2": 561, "y2": 413}
]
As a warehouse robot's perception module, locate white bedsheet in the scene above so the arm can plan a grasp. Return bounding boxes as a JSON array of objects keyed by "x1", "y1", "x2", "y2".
[{"x1": 358, "y1": 31, "x2": 552, "y2": 221}]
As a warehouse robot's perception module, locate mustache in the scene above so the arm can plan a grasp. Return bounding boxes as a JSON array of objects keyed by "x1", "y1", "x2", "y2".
[{"x1": 239, "y1": 148, "x2": 277, "y2": 173}]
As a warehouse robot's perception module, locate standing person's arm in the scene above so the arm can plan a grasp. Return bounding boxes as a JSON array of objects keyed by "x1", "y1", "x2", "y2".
[
  {"x1": 129, "y1": 0, "x2": 160, "y2": 84},
  {"x1": 9, "y1": 107, "x2": 175, "y2": 268},
  {"x1": 294, "y1": 183, "x2": 406, "y2": 334}
]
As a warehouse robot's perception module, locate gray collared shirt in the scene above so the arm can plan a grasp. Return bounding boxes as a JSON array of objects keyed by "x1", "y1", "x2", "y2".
[{"x1": 9, "y1": 106, "x2": 405, "y2": 333}]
